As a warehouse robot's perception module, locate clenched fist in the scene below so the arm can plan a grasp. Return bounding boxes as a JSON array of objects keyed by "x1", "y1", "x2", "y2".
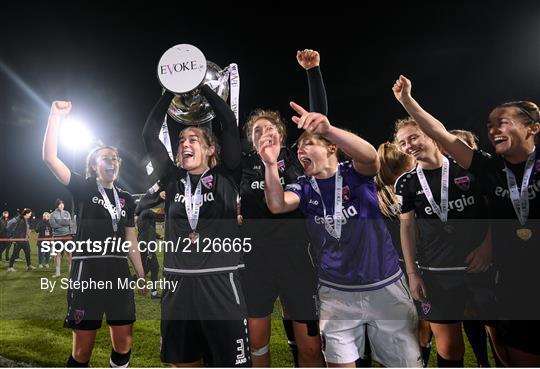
[
  {"x1": 50, "y1": 101, "x2": 72, "y2": 117},
  {"x1": 297, "y1": 49, "x2": 320, "y2": 70}
]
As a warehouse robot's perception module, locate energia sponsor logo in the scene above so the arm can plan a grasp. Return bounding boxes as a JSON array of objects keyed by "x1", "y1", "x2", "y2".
[
  {"x1": 495, "y1": 177, "x2": 540, "y2": 200},
  {"x1": 173, "y1": 192, "x2": 215, "y2": 203},
  {"x1": 91, "y1": 196, "x2": 127, "y2": 217},
  {"x1": 314, "y1": 205, "x2": 358, "y2": 225},
  {"x1": 250, "y1": 176, "x2": 285, "y2": 190},
  {"x1": 424, "y1": 195, "x2": 476, "y2": 215}
]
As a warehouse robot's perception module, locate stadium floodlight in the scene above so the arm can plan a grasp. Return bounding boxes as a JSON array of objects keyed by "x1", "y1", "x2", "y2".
[{"x1": 60, "y1": 117, "x2": 94, "y2": 150}]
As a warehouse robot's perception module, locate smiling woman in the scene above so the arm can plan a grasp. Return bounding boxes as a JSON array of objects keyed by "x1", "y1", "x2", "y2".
[
  {"x1": 393, "y1": 116, "x2": 495, "y2": 367},
  {"x1": 85, "y1": 146, "x2": 122, "y2": 180},
  {"x1": 175, "y1": 126, "x2": 219, "y2": 171},
  {"x1": 142, "y1": 84, "x2": 249, "y2": 367},
  {"x1": 42, "y1": 101, "x2": 146, "y2": 368},
  {"x1": 393, "y1": 74, "x2": 540, "y2": 366}
]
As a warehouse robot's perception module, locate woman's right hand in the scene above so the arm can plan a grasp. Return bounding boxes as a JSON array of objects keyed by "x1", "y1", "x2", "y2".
[
  {"x1": 50, "y1": 101, "x2": 72, "y2": 117},
  {"x1": 257, "y1": 132, "x2": 280, "y2": 166},
  {"x1": 407, "y1": 272, "x2": 428, "y2": 302}
]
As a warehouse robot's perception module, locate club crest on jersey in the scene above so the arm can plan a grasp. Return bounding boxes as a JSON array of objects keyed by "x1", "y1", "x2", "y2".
[
  {"x1": 119, "y1": 198, "x2": 125, "y2": 209},
  {"x1": 342, "y1": 186, "x2": 351, "y2": 202},
  {"x1": 201, "y1": 174, "x2": 214, "y2": 189},
  {"x1": 535, "y1": 160, "x2": 540, "y2": 173},
  {"x1": 454, "y1": 176, "x2": 470, "y2": 191},
  {"x1": 74, "y1": 309, "x2": 85, "y2": 324},
  {"x1": 277, "y1": 159, "x2": 285, "y2": 173},
  {"x1": 421, "y1": 301, "x2": 431, "y2": 315}
]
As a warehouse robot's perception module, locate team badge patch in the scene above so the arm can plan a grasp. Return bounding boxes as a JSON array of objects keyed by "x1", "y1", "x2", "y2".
[
  {"x1": 421, "y1": 301, "x2": 431, "y2": 315},
  {"x1": 74, "y1": 309, "x2": 85, "y2": 324},
  {"x1": 277, "y1": 159, "x2": 285, "y2": 173},
  {"x1": 454, "y1": 176, "x2": 470, "y2": 191},
  {"x1": 535, "y1": 160, "x2": 540, "y2": 173},
  {"x1": 342, "y1": 186, "x2": 350, "y2": 202},
  {"x1": 201, "y1": 174, "x2": 214, "y2": 189},
  {"x1": 119, "y1": 198, "x2": 125, "y2": 209}
]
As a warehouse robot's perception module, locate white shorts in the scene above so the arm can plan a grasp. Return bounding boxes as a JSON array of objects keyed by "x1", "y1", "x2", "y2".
[{"x1": 318, "y1": 275, "x2": 421, "y2": 367}]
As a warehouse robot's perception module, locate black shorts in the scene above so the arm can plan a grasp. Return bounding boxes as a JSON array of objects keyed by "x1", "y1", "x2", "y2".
[
  {"x1": 63, "y1": 258, "x2": 135, "y2": 330},
  {"x1": 241, "y1": 241, "x2": 318, "y2": 321},
  {"x1": 160, "y1": 272, "x2": 250, "y2": 366},
  {"x1": 416, "y1": 269, "x2": 496, "y2": 322},
  {"x1": 495, "y1": 320, "x2": 540, "y2": 355}
]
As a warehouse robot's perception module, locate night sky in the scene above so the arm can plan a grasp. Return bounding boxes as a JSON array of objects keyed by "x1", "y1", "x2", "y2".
[{"x1": 1, "y1": 2, "x2": 539, "y2": 215}]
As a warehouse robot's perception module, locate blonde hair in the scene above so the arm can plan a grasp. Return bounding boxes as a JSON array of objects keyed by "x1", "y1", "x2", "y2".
[
  {"x1": 176, "y1": 127, "x2": 220, "y2": 169},
  {"x1": 244, "y1": 109, "x2": 287, "y2": 148},
  {"x1": 449, "y1": 129, "x2": 479, "y2": 150},
  {"x1": 85, "y1": 146, "x2": 121, "y2": 179},
  {"x1": 393, "y1": 116, "x2": 420, "y2": 143},
  {"x1": 375, "y1": 142, "x2": 415, "y2": 218}
]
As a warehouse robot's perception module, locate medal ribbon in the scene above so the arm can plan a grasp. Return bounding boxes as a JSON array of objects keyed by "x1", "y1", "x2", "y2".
[
  {"x1": 416, "y1": 156, "x2": 450, "y2": 223},
  {"x1": 309, "y1": 165, "x2": 343, "y2": 241},
  {"x1": 185, "y1": 169, "x2": 209, "y2": 232},
  {"x1": 96, "y1": 180, "x2": 122, "y2": 233},
  {"x1": 504, "y1": 148, "x2": 536, "y2": 226}
]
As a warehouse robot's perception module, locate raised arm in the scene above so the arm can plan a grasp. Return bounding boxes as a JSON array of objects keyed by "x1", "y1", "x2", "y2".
[
  {"x1": 43, "y1": 101, "x2": 72, "y2": 185},
  {"x1": 200, "y1": 85, "x2": 241, "y2": 171},
  {"x1": 297, "y1": 49, "x2": 328, "y2": 115},
  {"x1": 290, "y1": 101, "x2": 379, "y2": 176},
  {"x1": 393, "y1": 75, "x2": 473, "y2": 169},
  {"x1": 142, "y1": 92, "x2": 177, "y2": 180},
  {"x1": 259, "y1": 131, "x2": 300, "y2": 214}
]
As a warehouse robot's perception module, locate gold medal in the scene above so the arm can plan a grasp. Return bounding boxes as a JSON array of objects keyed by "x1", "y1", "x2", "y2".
[
  {"x1": 189, "y1": 231, "x2": 199, "y2": 243},
  {"x1": 516, "y1": 228, "x2": 532, "y2": 241}
]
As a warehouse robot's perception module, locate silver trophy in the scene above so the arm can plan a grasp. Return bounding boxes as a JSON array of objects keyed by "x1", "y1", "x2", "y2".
[
  {"x1": 157, "y1": 44, "x2": 231, "y2": 126},
  {"x1": 167, "y1": 61, "x2": 230, "y2": 125}
]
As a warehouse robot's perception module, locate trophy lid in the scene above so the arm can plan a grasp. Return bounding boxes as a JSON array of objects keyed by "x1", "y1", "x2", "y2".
[{"x1": 157, "y1": 44, "x2": 207, "y2": 94}]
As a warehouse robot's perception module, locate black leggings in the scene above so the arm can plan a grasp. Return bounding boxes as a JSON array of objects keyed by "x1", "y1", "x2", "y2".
[
  {"x1": 463, "y1": 320, "x2": 489, "y2": 366},
  {"x1": 141, "y1": 251, "x2": 159, "y2": 288},
  {"x1": 9, "y1": 241, "x2": 31, "y2": 267},
  {"x1": 0, "y1": 241, "x2": 12, "y2": 260}
]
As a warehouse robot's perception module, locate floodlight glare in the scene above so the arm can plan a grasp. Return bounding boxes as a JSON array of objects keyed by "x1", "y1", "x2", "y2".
[{"x1": 60, "y1": 117, "x2": 93, "y2": 149}]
